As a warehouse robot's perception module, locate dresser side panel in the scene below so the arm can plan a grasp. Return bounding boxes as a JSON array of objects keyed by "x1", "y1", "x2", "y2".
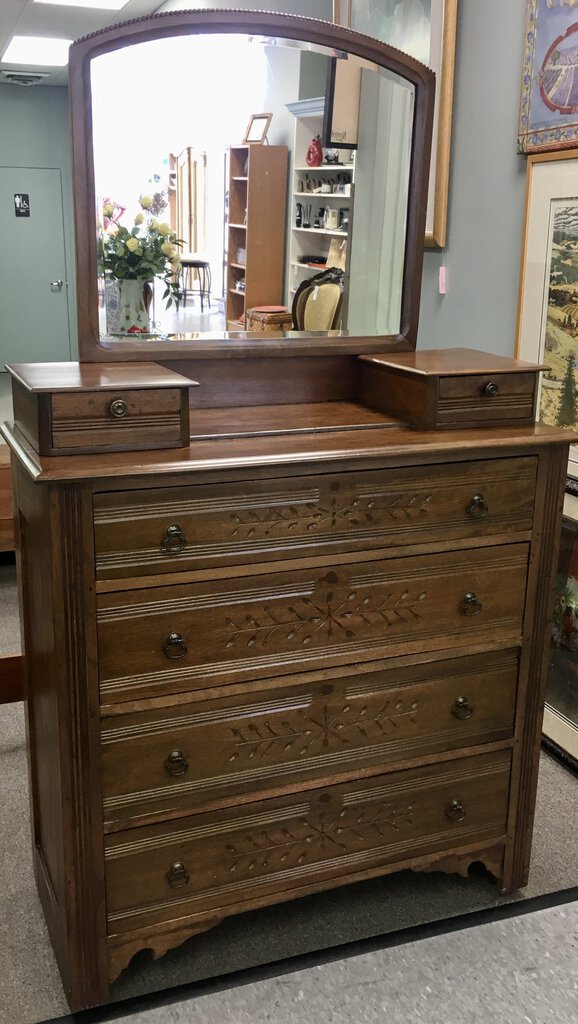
[
  {"x1": 502, "y1": 442, "x2": 569, "y2": 892},
  {"x1": 14, "y1": 465, "x2": 109, "y2": 1009}
]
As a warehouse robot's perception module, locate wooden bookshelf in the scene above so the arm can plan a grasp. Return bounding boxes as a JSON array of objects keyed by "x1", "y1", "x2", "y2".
[{"x1": 225, "y1": 144, "x2": 288, "y2": 329}]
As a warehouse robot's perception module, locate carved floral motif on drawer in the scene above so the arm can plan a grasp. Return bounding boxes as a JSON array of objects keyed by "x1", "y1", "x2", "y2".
[
  {"x1": 97, "y1": 545, "x2": 528, "y2": 702},
  {"x1": 101, "y1": 650, "x2": 518, "y2": 825},
  {"x1": 93, "y1": 457, "x2": 537, "y2": 578},
  {"x1": 104, "y1": 749, "x2": 512, "y2": 933}
]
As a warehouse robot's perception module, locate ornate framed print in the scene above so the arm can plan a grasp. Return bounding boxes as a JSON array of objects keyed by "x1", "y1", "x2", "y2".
[
  {"x1": 516, "y1": 150, "x2": 578, "y2": 477},
  {"x1": 519, "y1": 0, "x2": 578, "y2": 155}
]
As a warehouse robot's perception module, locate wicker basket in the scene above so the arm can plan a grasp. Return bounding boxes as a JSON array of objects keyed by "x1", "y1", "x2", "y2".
[{"x1": 245, "y1": 305, "x2": 293, "y2": 332}]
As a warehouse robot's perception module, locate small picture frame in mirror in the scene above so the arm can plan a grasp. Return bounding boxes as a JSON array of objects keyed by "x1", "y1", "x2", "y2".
[{"x1": 243, "y1": 112, "x2": 273, "y2": 144}]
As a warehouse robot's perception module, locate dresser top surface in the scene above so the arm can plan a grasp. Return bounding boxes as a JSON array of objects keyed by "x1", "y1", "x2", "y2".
[
  {"x1": 6, "y1": 362, "x2": 198, "y2": 393},
  {"x1": 1, "y1": 415, "x2": 571, "y2": 485},
  {"x1": 360, "y1": 348, "x2": 546, "y2": 376}
]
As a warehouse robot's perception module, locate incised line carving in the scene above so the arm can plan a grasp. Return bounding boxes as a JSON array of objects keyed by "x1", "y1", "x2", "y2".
[
  {"x1": 226, "y1": 800, "x2": 416, "y2": 874},
  {"x1": 227, "y1": 697, "x2": 420, "y2": 762},
  {"x1": 225, "y1": 571, "x2": 427, "y2": 649},
  {"x1": 229, "y1": 492, "x2": 433, "y2": 538}
]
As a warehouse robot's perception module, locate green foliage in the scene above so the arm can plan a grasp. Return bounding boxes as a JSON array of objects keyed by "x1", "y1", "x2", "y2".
[
  {"x1": 557, "y1": 352, "x2": 577, "y2": 426},
  {"x1": 97, "y1": 198, "x2": 183, "y2": 309}
]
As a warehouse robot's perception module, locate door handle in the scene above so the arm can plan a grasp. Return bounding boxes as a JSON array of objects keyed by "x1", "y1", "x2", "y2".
[{"x1": 50, "y1": 279, "x2": 64, "y2": 290}]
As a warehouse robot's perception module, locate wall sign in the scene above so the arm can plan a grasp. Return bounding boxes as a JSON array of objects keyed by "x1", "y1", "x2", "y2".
[{"x1": 14, "y1": 194, "x2": 30, "y2": 217}]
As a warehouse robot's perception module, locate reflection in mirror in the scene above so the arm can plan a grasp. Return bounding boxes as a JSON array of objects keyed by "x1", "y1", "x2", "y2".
[{"x1": 90, "y1": 34, "x2": 414, "y2": 341}]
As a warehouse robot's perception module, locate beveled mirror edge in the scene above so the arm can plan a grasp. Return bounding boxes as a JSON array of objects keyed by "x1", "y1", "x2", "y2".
[{"x1": 68, "y1": 9, "x2": 435, "y2": 363}]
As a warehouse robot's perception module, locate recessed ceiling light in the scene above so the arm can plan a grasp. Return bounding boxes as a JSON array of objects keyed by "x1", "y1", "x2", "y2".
[
  {"x1": 1, "y1": 36, "x2": 73, "y2": 67},
  {"x1": 33, "y1": 0, "x2": 130, "y2": 9}
]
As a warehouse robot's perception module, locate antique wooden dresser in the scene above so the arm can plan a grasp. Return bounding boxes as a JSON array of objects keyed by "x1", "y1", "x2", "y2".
[
  {"x1": 1, "y1": 8, "x2": 571, "y2": 1013},
  {"x1": 3, "y1": 355, "x2": 569, "y2": 1008}
]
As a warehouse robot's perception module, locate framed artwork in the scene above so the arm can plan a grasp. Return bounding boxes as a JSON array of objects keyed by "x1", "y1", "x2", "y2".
[
  {"x1": 243, "y1": 113, "x2": 272, "y2": 145},
  {"x1": 516, "y1": 150, "x2": 578, "y2": 477},
  {"x1": 323, "y1": 58, "x2": 360, "y2": 150},
  {"x1": 543, "y1": 486, "x2": 578, "y2": 772},
  {"x1": 519, "y1": 0, "x2": 578, "y2": 155},
  {"x1": 333, "y1": 0, "x2": 458, "y2": 248}
]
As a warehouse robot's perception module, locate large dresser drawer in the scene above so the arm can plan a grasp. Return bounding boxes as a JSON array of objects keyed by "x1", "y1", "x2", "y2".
[
  {"x1": 104, "y1": 748, "x2": 511, "y2": 934},
  {"x1": 97, "y1": 545, "x2": 528, "y2": 703},
  {"x1": 101, "y1": 650, "x2": 518, "y2": 826},
  {"x1": 93, "y1": 457, "x2": 537, "y2": 579}
]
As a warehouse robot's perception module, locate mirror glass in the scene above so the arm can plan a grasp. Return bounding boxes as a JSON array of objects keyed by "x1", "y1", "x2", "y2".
[{"x1": 90, "y1": 33, "x2": 414, "y2": 341}]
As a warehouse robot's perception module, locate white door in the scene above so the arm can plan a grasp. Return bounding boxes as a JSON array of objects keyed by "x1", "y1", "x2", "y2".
[{"x1": 0, "y1": 166, "x2": 71, "y2": 365}]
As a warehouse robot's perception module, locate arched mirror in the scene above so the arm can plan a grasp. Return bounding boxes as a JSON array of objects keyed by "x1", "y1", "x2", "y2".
[{"x1": 69, "y1": 10, "x2": 434, "y2": 361}]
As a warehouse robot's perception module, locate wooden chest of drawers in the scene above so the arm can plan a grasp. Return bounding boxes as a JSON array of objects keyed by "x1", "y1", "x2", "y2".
[
  {"x1": 3, "y1": 414, "x2": 568, "y2": 1011},
  {"x1": 359, "y1": 349, "x2": 543, "y2": 429},
  {"x1": 7, "y1": 362, "x2": 195, "y2": 455}
]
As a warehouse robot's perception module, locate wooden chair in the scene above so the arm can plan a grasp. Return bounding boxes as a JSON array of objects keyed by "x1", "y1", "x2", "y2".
[{"x1": 291, "y1": 267, "x2": 344, "y2": 331}]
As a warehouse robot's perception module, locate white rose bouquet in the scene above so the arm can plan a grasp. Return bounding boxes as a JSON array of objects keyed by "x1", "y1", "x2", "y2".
[{"x1": 98, "y1": 194, "x2": 183, "y2": 308}]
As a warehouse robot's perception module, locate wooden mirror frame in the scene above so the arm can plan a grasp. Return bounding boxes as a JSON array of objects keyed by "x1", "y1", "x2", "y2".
[{"x1": 69, "y1": 9, "x2": 435, "y2": 363}]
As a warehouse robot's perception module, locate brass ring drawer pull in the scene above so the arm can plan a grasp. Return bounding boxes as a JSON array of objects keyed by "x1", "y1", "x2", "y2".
[
  {"x1": 166, "y1": 862, "x2": 190, "y2": 888},
  {"x1": 483, "y1": 381, "x2": 499, "y2": 398},
  {"x1": 452, "y1": 696, "x2": 474, "y2": 720},
  {"x1": 163, "y1": 632, "x2": 188, "y2": 659},
  {"x1": 162, "y1": 524, "x2": 188, "y2": 553},
  {"x1": 109, "y1": 398, "x2": 128, "y2": 418},
  {"x1": 467, "y1": 494, "x2": 489, "y2": 519},
  {"x1": 462, "y1": 592, "x2": 482, "y2": 616},
  {"x1": 164, "y1": 750, "x2": 189, "y2": 777},
  {"x1": 445, "y1": 800, "x2": 466, "y2": 824}
]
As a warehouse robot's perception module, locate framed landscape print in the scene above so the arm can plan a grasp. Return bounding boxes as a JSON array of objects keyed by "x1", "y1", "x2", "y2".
[
  {"x1": 519, "y1": 0, "x2": 578, "y2": 154},
  {"x1": 516, "y1": 150, "x2": 578, "y2": 478}
]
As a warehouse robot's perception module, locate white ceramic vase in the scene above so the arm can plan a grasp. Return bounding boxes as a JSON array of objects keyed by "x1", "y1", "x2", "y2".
[{"x1": 118, "y1": 278, "x2": 150, "y2": 333}]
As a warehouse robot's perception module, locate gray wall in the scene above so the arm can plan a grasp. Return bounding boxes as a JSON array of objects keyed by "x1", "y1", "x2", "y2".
[
  {"x1": 418, "y1": 0, "x2": 528, "y2": 354},
  {"x1": 0, "y1": 84, "x2": 77, "y2": 355},
  {"x1": 0, "y1": 0, "x2": 530, "y2": 359}
]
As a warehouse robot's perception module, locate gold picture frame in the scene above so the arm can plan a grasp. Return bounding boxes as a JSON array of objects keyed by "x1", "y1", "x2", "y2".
[
  {"x1": 333, "y1": 0, "x2": 458, "y2": 248},
  {"x1": 515, "y1": 149, "x2": 578, "y2": 478},
  {"x1": 242, "y1": 112, "x2": 273, "y2": 145}
]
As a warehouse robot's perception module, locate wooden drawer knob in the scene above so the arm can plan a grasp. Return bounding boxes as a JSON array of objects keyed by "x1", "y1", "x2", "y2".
[
  {"x1": 462, "y1": 592, "x2": 482, "y2": 617},
  {"x1": 163, "y1": 632, "x2": 188, "y2": 660},
  {"x1": 445, "y1": 800, "x2": 466, "y2": 823},
  {"x1": 452, "y1": 696, "x2": 474, "y2": 720},
  {"x1": 164, "y1": 750, "x2": 189, "y2": 777},
  {"x1": 483, "y1": 381, "x2": 499, "y2": 398},
  {"x1": 109, "y1": 398, "x2": 128, "y2": 418},
  {"x1": 166, "y1": 862, "x2": 190, "y2": 888},
  {"x1": 162, "y1": 524, "x2": 188, "y2": 553},
  {"x1": 467, "y1": 494, "x2": 489, "y2": 519}
]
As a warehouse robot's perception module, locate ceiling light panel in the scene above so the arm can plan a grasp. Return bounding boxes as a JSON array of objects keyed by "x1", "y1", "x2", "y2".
[
  {"x1": 32, "y1": 0, "x2": 129, "y2": 8},
  {"x1": 1, "y1": 35, "x2": 73, "y2": 66}
]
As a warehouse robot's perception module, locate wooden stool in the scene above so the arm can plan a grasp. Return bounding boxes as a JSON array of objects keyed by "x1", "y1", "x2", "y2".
[
  {"x1": 181, "y1": 255, "x2": 211, "y2": 311},
  {"x1": 245, "y1": 305, "x2": 293, "y2": 332}
]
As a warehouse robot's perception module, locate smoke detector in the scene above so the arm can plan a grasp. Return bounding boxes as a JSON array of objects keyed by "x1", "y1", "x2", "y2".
[{"x1": 0, "y1": 71, "x2": 51, "y2": 86}]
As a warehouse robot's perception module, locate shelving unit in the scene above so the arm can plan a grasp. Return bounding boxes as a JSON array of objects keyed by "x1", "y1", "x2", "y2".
[
  {"x1": 225, "y1": 144, "x2": 288, "y2": 330},
  {"x1": 287, "y1": 104, "x2": 355, "y2": 316}
]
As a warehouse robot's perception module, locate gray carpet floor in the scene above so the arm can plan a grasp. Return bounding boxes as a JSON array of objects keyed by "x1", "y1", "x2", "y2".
[
  {"x1": 62, "y1": 900, "x2": 578, "y2": 1024},
  {"x1": 0, "y1": 691, "x2": 576, "y2": 1024},
  {"x1": 0, "y1": 561, "x2": 20, "y2": 654}
]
